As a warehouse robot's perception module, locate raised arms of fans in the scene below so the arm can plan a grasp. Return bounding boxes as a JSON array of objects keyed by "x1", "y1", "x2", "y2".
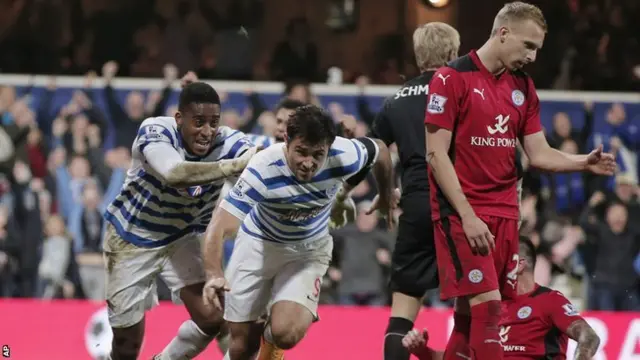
[
  {"x1": 143, "y1": 143, "x2": 259, "y2": 188},
  {"x1": 565, "y1": 319, "x2": 600, "y2": 360},
  {"x1": 425, "y1": 124, "x2": 475, "y2": 219}
]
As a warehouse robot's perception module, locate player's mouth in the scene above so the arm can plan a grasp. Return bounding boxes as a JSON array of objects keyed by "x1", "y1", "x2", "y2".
[{"x1": 193, "y1": 138, "x2": 211, "y2": 152}]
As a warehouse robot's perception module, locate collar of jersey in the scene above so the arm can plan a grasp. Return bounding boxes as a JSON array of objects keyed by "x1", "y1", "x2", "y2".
[{"x1": 470, "y1": 50, "x2": 506, "y2": 81}]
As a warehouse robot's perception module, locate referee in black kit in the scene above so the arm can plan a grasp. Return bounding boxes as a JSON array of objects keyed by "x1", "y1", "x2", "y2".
[{"x1": 372, "y1": 22, "x2": 461, "y2": 360}]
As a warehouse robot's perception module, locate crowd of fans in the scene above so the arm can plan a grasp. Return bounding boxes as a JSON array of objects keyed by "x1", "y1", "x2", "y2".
[
  {"x1": 0, "y1": 0, "x2": 639, "y2": 90},
  {"x1": 1, "y1": 0, "x2": 639, "y2": 311},
  {"x1": 0, "y1": 62, "x2": 639, "y2": 312}
]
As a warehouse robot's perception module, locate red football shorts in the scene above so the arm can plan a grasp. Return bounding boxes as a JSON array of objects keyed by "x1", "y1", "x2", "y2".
[{"x1": 434, "y1": 215, "x2": 519, "y2": 300}]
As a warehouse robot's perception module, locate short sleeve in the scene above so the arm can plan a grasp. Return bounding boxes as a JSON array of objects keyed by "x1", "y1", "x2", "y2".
[
  {"x1": 546, "y1": 291, "x2": 583, "y2": 333},
  {"x1": 344, "y1": 137, "x2": 380, "y2": 186},
  {"x1": 136, "y1": 123, "x2": 176, "y2": 153},
  {"x1": 522, "y1": 77, "x2": 543, "y2": 136},
  {"x1": 219, "y1": 165, "x2": 267, "y2": 221},
  {"x1": 425, "y1": 67, "x2": 461, "y2": 131},
  {"x1": 372, "y1": 104, "x2": 394, "y2": 146}
]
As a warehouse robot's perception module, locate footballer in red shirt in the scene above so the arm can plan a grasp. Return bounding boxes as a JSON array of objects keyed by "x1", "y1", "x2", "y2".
[
  {"x1": 424, "y1": 2, "x2": 615, "y2": 360},
  {"x1": 402, "y1": 237, "x2": 601, "y2": 360}
]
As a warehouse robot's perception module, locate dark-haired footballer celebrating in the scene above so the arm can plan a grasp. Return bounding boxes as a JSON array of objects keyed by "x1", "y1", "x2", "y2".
[
  {"x1": 103, "y1": 74, "x2": 260, "y2": 360},
  {"x1": 402, "y1": 236, "x2": 601, "y2": 360},
  {"x1": 202, "y1": 105, "x2": 397, "y2": 360}
]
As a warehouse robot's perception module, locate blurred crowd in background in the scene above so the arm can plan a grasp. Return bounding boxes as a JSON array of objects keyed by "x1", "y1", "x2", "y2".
[
  {"x1": 0, "y1": 0, "x2": 639, "y2": 313},
  {"x1": 0, "y1": 0, "x2": 639, "y2": 90}
]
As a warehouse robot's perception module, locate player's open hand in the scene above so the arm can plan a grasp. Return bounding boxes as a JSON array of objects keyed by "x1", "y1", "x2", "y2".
[
  {"x1": 366, "y1": 188, "x2": 401, "y2": 229},
  {"x1": 461, "y1": 214, "x2": 494, "y2": 255},
  {"x1": 203, "y1": 276, "x2": 230, "y2": 311},
  {"x1": 329, "y1": 195, "x2": 356, "y2": 230},
  {"x1": 402, "y1": 328, "x2": 428, "y2": 355},
  {"x1": 586, "y1": 145, "x2": 617, "y2": 176}
]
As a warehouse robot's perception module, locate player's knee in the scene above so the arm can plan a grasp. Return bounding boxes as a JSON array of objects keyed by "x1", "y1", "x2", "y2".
[
  {"x1": 190, "y1": 311, "x2": 224, "y2": 335},
  {"x1": 270, "y1": 322, "x2": 306, "y2": 350}
]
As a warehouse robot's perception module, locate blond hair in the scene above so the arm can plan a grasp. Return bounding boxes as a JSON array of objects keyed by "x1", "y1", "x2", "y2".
[
  {"x1": 413, "y1": 22, "x2": 460, "y2": 71},
  {"x1": 492, "y1": 1, "x2": 547, "y2": 35}
]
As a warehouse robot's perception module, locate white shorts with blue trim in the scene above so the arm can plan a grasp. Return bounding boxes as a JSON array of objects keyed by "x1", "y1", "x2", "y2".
[
  {"x1": 223, "y1": 231, "x2": 333, "y2": 323},
  {"x1": 103, "y1": 223, "x2": 206, "y2": 328}
]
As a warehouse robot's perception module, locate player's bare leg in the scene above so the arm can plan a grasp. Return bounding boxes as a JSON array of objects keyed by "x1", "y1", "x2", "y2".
[
  {"x1": 110, "y1": 319, "x2": 145, "y2": 360},
  {"x1": 384, "y1": 293, "x2": 424, "y2": 360},
  {"x1": 226, "y1": 321, "x2": 264, "y2": 360},
  {"x1": 155, "y1": 282, "x2": 224, "y2": 359},
  {"x1": 257, "y1": 300, "x2": 314, "y2": 359},
  {"x1": 446, "y1": 290, "x2": 502, "y2": 360}
]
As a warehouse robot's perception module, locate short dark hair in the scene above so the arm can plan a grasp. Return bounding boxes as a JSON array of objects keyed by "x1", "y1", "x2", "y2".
[
  {"x1": 286, "y1": 105, "x2": 337, "y2": 146},
  {"x1": 178, "y1": 82, "x2": 220, "y2": 112},
  {"x1": 519, "y1": 235, "x2": 537, "y2": 270},
  {"x1": 275, "y1": 98, "x2": 306, "y2": 112}
]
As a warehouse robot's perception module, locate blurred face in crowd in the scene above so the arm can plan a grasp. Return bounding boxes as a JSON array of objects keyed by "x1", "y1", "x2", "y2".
[
  {"x1": 45, "y1": 215, "x2": 66, "y2": 238},
  {"x1": 560, "y1": 139, "x2": 578, "y2": 154},
  {"x1": 609, "y1": 103, "x2": 626, "y2": 124},
  {"x1": 0, "y1": 205, "x2": 7, "y2": 229},
  {"x1": 126, "y1": 91, "x2": 145, "y2": 119},
  {"x1": 72, "y1": 114, "x2": 90, "y2": 135},
  {"x1": 221, "y1": 110, "x2": 241, "y2": 129},
  {"x1": 69, "y1": 156, "x2": 90, "y2": 179},
  {"x1": 615, "y1": 180, "x2": 636, "y2": 203},
  {"x1": 175, "y1": 102, "x2": 220, "y2": 157},
  {"x1": 553, "y1": 112, "x2": 571, "y2": 138},
  {"x1": 497, "y1": 19, "x2": 545, "y2": 71},
  {"x1": 287, "y1": 85, "x2": 309, "y2": 103},
  {"x1": 606, "y1": 203, "x2": 628, "y2": 234},
  {"x1": 274, "y1": 108, "x2": 295, "y2": 142},
  {"x1": 285, "y1": 136, "x2": 329, "y2": 182},
  {"x1": 12, "y1": 161, "x2": 32, "y2": 184},
  {"x1": 0, "y1": 86, "x2": 16, "y2": 109},
  {"x1": 83, "y1": 186, "x2": 101, "y2": 210},
  {"x1": 258, "y1": 111, "x2": 277, "y2": 138}
]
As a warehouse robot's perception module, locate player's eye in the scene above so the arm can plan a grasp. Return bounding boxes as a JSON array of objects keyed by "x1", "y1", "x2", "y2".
[
  {"x1": 524, "y1": 41, "x2": 536, "y2": 50},
  {"x1": 313, "y1": 152, "x2": 324, "y2": 159}
]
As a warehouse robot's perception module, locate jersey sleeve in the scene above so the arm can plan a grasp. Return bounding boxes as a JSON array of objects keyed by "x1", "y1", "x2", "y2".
[
  {"x1": 372, "y1": 103, "x2": 394, "y2": 146},
  {"x1": 546, "y1": 291, "x2": 583, "y2": 333},
  {"x1": 344, "y1": 137, "x2": 380, "y2": 186},
  {"x1": 522, "y1": 77, "x2": 543, "y2": 136},
  {"x1": 425, "y1": 67, "x2": 462, "y2": 131},
  {"x1": 217, "y1": 127, "x2": 254, "y2": 160},
  {"x1": 219, "y1": 162, "x2": 267, "y2": 221},
  {"x1": 135, "y1": 120, "x2": 178, "y2": 153},
  {"x1": 136, "y1": 120, "x2": 183, "y2": 178}
]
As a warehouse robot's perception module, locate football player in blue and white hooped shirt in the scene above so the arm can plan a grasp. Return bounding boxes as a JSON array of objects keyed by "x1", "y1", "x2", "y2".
[
  {"x1": 202, "y1": 105, "x2": 397, "y2": 359},
  {"x1": 102, "y1": 81, "x2": 258, "y2": 360}
]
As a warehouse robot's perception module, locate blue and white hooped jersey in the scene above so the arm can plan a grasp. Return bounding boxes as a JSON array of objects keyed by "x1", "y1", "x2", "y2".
[
  {"x1": 220, "y1": 136, "x2": 379, "y2": 244},
  {"x1": 246, "y1": 134, "x2": 276, "y2": 148},
  {"x1": 104, "y1": 116, "x2": 253, "y2": 248}
]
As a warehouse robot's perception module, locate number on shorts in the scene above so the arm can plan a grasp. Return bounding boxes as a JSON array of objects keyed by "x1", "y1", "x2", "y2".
[
  {"x1": 312, "y1": 277, "x2": 322, "y2": 298},
  {"x1": 506, "y1": 254, "x2": 519, "y2": 281}
]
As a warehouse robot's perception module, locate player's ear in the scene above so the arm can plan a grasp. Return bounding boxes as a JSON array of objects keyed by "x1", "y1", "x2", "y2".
[{"x1": 175, "y1": 111, "x2": 183, "y2": 126}]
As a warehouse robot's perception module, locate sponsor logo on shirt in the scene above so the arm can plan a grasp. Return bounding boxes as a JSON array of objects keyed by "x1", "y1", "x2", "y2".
[{"x1": 393, "y1": 84, "x2": 429, "y2": 99}]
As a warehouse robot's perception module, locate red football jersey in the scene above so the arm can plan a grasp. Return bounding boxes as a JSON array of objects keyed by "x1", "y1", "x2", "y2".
[
  {"x1": 500, "y1": 285, "x2": 582, "y2": 359},
  {"x1": 425, "y1": 50, "x2": 542, "y2": 221}
]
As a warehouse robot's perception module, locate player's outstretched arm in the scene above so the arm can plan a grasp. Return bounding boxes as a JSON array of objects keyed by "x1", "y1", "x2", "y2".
[
  {"x1": 522, "y1": 132, "x2": 616, "y2": 175},
  {"x1": 144, "y1": 143, "x2": 259, "y2": 188},
  {"x1": 202, "y1": 207, "x2": 242, "y2": 310},
  {"x1": 566, "y1": 319, "x2": 600, "y2": 360}
]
